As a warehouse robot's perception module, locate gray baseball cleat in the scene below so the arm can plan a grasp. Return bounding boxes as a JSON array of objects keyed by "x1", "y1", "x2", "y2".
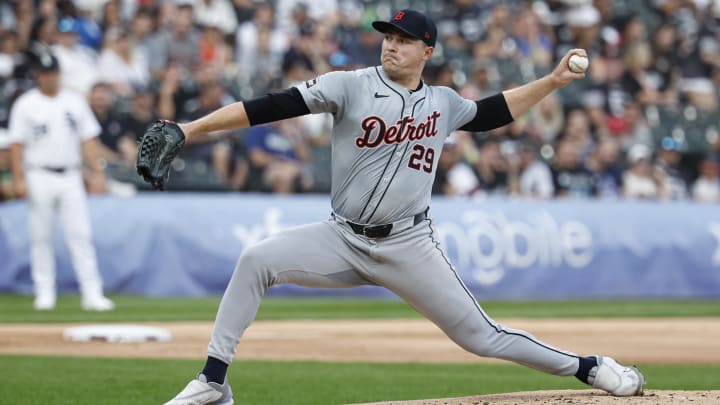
[
  {"x1": 164, "y1": 373, "x2": 233, "y2": 405},
  {"x1": 588, "y1": 355, "x2": 645, "y2": 396}
]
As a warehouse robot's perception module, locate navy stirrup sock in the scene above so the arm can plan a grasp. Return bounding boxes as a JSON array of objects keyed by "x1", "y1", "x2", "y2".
[
  {"x1": 202, "y1": 356, "x2": 229, "y2": 384},
  {"x1": 574, "y1": 356, "x2": 598, "y2": 384}
]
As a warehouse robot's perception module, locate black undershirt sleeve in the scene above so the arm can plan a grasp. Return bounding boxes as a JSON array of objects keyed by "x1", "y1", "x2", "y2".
[
  {"x1": 458, "y1": 92, "x2": 514, "y2": 132},
  {"x1": 244, "y1": 87, "x2": 311, "y2": 126}
]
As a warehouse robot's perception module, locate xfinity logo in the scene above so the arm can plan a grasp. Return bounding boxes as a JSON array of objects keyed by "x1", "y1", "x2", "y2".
[{"x1": 232, "y1": 208, "x2": 288, "y2": 247}]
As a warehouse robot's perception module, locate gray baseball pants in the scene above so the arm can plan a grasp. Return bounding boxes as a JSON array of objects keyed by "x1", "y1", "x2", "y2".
[{"x1": 208, "y1": 215, "x2": 580, "y2": 376}]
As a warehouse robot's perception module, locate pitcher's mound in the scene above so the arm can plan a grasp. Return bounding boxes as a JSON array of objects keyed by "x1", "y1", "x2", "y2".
[{"x1": 354, "y1": 390, "x2": 720, "y2": 404}]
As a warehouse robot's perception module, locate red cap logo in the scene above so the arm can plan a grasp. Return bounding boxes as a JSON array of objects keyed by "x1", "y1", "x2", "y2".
[
  {"x1": 393, "y1": 11, "x2": 405, "y2": 21},
  {"x1": 424, "y1": 32, "x2": 430, "y2": 39}
]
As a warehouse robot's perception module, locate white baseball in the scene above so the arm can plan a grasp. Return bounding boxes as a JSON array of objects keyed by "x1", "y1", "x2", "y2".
[{"x1": 568, "y1": 54, "x2": 589, "y2": 73}]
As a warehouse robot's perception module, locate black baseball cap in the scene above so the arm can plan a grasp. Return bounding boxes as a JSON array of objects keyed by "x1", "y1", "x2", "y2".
[
  {"x1": 35, "y1": 52, "x2": 60, "y2": 72},
  {"x1": 372, "y1": 9, "x2": 437, "y2": 47}
]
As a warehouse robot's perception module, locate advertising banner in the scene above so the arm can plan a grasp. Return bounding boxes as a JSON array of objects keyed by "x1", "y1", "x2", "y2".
[{"x1": 2, "y1": 194, "x2": 719, "y2": 299}]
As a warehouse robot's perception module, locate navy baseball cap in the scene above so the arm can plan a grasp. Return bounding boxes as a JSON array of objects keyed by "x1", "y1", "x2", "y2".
[{"x1": 372, "y1": 9, "x2": 437, "y2": 47}]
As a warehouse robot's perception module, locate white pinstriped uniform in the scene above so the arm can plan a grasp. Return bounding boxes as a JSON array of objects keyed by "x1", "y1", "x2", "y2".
[{"x1": 9, "y1": 88, "x2": 108, "y2": 306}]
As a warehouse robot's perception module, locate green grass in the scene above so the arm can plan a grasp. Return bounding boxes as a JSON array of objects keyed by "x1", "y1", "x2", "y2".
[
  {"x1": 1, "y1": 297, "x2": 717, "y2": 403},
  {"x1": 0, "y1": 355, "x2": 717, "y2": 405},
  {"x1": 0, "y1": 294, "x2": 718, "y2": 323}
]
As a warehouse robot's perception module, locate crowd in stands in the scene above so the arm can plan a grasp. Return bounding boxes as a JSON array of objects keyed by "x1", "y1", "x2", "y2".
[{"x1": 1, "y1": 0, "x2": 720, "y2": 203}]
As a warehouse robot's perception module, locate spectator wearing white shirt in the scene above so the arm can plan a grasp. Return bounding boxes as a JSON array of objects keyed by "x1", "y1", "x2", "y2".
[
  {"x1": 432, "y1": 134, "x2": 479, "y2": 197},
  {"x1": 74, "y1": 0, "x2": 113, "y2": 21},
  {"x1": 193, "y1": 0, "x2": 239, "y2": 36},
  {"x1": 513, "y1": 141, "x2": 554, "y2": 199},
  {"x1": 235, "y1": 3, "x2": 288, "y2": 84},
  {"x1": 52, "y1": 17, "x2": 99, "y2": 95},
  {"x1": 97, "y1": 26, "x2": 149, "y2": 97},
  {"x1": 0, "y1": 30, "x2": 20, "y2": 80},
  {"x1": 692, "y1": 158, "x2": 720, "y2": 203},
  {"x1": 655, "y1": 136, "x2": 689, "y2": 200},
  {"x1": 622, "y1": 144, "x2": 665, "y2": 199}
]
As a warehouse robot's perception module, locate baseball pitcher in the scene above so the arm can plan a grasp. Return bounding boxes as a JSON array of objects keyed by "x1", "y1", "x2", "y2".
[{"x1": 141, "y1": 10, "x2": 645, "y2": 405}]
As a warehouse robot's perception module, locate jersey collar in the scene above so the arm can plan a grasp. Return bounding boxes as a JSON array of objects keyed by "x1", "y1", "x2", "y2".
[
  {"x1": 376, "y1": 66, "x2": 426, "y2": 99},
  {"x1": 410, "y1": 80, "x2": 424, "y2": 93}
]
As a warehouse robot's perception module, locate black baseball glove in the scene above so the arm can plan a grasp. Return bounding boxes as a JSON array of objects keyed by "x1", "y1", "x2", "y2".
[{"x1": 136, "y1": 119, "x2": 186, "y2": 190}]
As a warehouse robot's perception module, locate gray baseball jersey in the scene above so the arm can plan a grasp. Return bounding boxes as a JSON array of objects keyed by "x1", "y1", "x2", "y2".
[
  {"x1": 205, "y1": 66, "x2": 582, "y2": 384},
  {"x1": 297, "y1": 66, "x2": 476, "y2": 224}
]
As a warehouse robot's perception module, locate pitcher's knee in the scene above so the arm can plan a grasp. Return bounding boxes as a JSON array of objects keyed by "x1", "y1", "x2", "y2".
[
  {"x1": 236, "y1": 245, "x2": 264, "y2": 268},
  {"x1": 234, "y1": 245, "x2": 276, "y2": 286},
  {"x1": 458, "y1": 336, "x2": 499, "y2": 357},
  {"x1": 448, "y1": 322, "x2": 504, "y2": 358}
]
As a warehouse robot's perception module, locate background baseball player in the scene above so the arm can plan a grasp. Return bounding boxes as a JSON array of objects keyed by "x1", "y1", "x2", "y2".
[
  {"x1": 144, "y1": 9, "x2": 645, "y2": 405},
  {"x1": 8, "y1": 51, "x2": 114, "y2": 312}
]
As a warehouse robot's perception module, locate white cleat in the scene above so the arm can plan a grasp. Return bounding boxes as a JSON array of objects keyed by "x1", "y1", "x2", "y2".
[
  {"x1": 33, "y1": 294, "x2": 56, "y2": 311},
  {"x1": 589, "y1": 356, "x2": 645, "y2": 396},
  {"x1": 164, "y1": 373, "x2": 234, "y2": 405},
  {"x1": 81, "y1": 296, "x2": 115, "y2": 311}
]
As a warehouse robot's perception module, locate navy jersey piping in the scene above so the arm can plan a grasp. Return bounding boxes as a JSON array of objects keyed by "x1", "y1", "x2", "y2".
[
  {"x1": 426, "y1": 217, "x2": 580, "y2": 360},
  {"x1": 357, "y1": 67, "x2": 406, "y2": 223}
]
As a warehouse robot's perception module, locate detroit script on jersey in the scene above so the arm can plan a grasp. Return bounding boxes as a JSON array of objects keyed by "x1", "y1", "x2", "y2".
[
  {"x1": 297, "y1": 66, "x2": 477, "y2": 224},
  {"x1": 355, "y1": 112, "x2": 442, "y2": 148}
]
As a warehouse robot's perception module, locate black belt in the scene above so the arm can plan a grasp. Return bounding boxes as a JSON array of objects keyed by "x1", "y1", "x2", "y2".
[
  {"x1": 346, "y1": 211, "x2": 427, "y2": 239},
  {"x1": 34, "y1": 166, "x2": 73, "y2": 174},
  {"x1": 43, "y1": 166, "x2": 68, "y2": 174}
]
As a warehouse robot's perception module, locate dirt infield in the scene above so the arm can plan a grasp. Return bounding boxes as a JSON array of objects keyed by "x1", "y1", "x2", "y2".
[
  {"x1": 1, "y1": 317, "x2": 719, "y2": 364},
  {"x1": 2, "y1": 317, "x2": 719, "y2": 404},
  {"x1": 354, "y1": 390, "x2": 720, "y2": 405}
]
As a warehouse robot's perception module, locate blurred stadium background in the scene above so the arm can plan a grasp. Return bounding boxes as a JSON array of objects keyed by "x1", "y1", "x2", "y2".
[
  {"x1": 1, "y1": 1, "x2": 720, "y2": 404},
  {"x1": 1, "y1": 0, "x2": 719, "y2": 300}
]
